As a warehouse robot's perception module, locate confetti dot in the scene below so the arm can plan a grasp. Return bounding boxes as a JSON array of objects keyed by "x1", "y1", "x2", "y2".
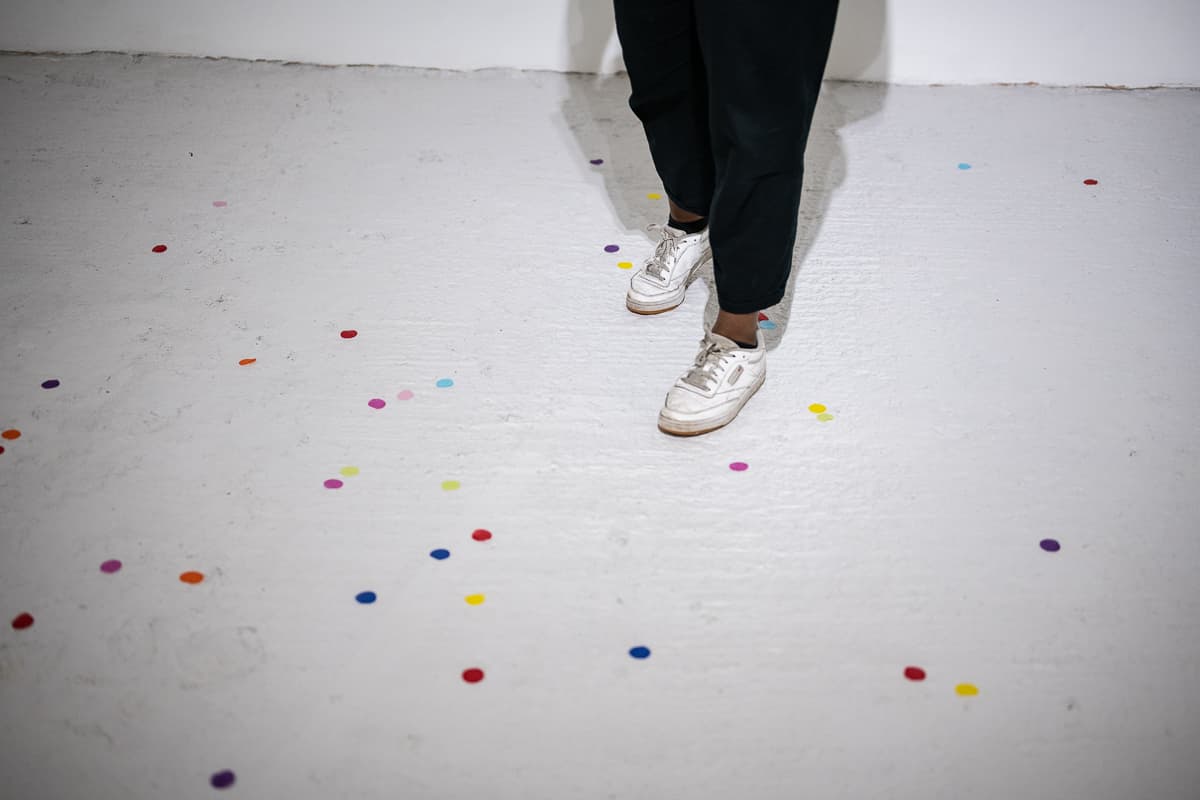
[
  {"x1": 41, "y1": 379, "x2": 60, "y2": 389},
  {"x1": 758, "y1": 312, "x2": 769, "y2": 321},
  {"x1": 397, "y1": 389, "x2": 414, "y2": 400},
  {"x1": 367, "y1": 398, "x2": 386, "y2": 410},
  {"x1": 323, "y1": 478, "x2": 343, "y2": 489},
  {"x1": 464, "y1": 594, "x2": 485, "y2": 605},
  {"x1": 210, "y1": 770, "x2": 236, "y2": 790},
  {"x1": 759, "y1": 320, "x2": 776, "y2": 330},
  {"x1": 340, "y1": 466, "x2": 359, "y2": 477},
  {"x1": 436, "y1": 378, "x2": 454, "y2": 388},
  {"x1": 442, "y1": 480, "x2": 461, "y2": 491},
  {"x1": 729, "y1": 461, "x2": 749, "y2": 472},
  {"x1": 904, "y1": 666, "x2": 926, "y2": 681},
  {"x1": 0, "y1": 446, "x2": 5, "y2": 455},
  {"x1": 355, "y1": 591, "x2": 377, "y2": 604},
  {"x1": 647, "y1": 192, "x2": 662, "y2": 200},
  {"x1": 11, "y1": 612, "x2": 34, "y2": 630},
  {"x1": 617, "y1": 261, "x2": 633, "y2": 270},
  {"x1": 462, "y1": 667, "x2": 485, "y2": 683},
  {"x1": 151, "y1": 244, "x2": 168, "y2": 253},
  {"x1": 808, "y1": 403, "x2": 827, "y2": 414},
  {"x1": 340, "y1": 329, "x2": 357, "y2": 339},
  {"x1": 430, "y1": 548, "x2": 450, "y2": 560},
  {"x1": 629, "y1": 646, "x2": 651, "y2": 659},
  {"x1": 212, "y1": 200, "x2": 228, "y2": 207},
  {"x1": 817, "y1": 413, "x2": 834, "y2": 422},
  {"x1": 1040, "y1": 538, "x2": 1061, "y2": 552},
  {"x1": 2, "y1": 429, "x2": 21, "y2": 440},
  {"x1": 238, "y1": 358, "x2": 256, "y2": 366},
  {"x1": 99, "y1": 559, "x2": 122, "y2": 574},
  {"x1": 604, "y1": 244, "x2": 620, "y2": 253},
  {"x1": 1083, "y1": 179, "x2": 1099, "y2": 186},
  {"x1": 589, "y1": 158, "x2": 604, "y2": 165},
  {"x1": 955, "y1": 683, "x2": 979, "y2": 696},
  {"x1": 471, "y1": 529, "x2": 492, "y2": 542},
  {"x1": 179, "y1": 571, "x2": 204, "y2": 585},
  {"x1": 957, "y1": 163, "x2": 972, "y2": 170}
]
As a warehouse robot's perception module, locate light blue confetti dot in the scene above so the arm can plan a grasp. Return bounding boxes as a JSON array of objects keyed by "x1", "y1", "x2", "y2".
[
  {"x1": 355, "y1": 590, "x2": 377, "y2": 604},
  {"x1": 957, "y1": 162, "x2": 972, "y2": 170},
  {"x1": 430, "y1": 548, "x2": 451, "y2": 560},
  {"x1": 436, "y1": 378, "x2": 454, "y2": 388},
  {"x1": 629, "y1": 646, "x2": 651, "y2": 659},
  {"x1": 758, "y1": 320, "x2": 777, "y2": 330}
]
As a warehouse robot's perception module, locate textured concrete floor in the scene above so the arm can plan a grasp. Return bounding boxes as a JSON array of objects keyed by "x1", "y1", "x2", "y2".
[{"x1": 0, "y1": 53, "x2": 1198, "y2": 800}]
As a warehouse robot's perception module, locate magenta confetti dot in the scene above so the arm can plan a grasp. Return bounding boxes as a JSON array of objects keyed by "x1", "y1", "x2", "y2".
[
  {"x1": 729, "y1": 461, "x2": 749, "y2": 471},
  {"x1": 212, "y1": 200, "x2": 228, "y2": 207},
  {"x1": 396, "y1": 390, "x2": 414, "y2": 401},
  {"x1": 41, "y1": 379, "x2": 60, "y2": 389},
  {"x1": 324, "y1": 478, "x2": 344, "y2": 489},
  {"x1": 589, "y1": 158, "x2": 604, "y2": 165},
  {"x1": 210, "y1": 770, "x2": 236, "y2": 789},
  {"x1": 1040, "y1": 538, "x2": 1061, "y2": 552},
  {"x1": 604, "y1": 244, "x2": 620, "y2": 253},
  {"x1": 368, "y1": 398, "x2": 386, "y2": 409},
  {"x1": 100, "y1": 559, "x2": 123, "y2": 574}
]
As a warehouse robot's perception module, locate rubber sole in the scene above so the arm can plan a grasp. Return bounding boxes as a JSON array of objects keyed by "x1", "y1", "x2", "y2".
[{"x1": 656, "y1": 371, "x2": 766, "y2": 437}]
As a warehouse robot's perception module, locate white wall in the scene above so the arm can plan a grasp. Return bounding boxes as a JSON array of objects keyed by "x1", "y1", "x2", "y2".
[{"x1": 1, "y1": 0, "x2": 1198, "y2": 86}]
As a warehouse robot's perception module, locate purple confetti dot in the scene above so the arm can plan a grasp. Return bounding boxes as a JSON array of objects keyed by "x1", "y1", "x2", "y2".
[
  {"x1": 324, "y1": 478, "x2": 343, "y2": 489},
  {"x1": 729, "y1": 461, "x2": 749, "y2": 472},
  {"x1": 1040, "y1": 538, "x2": 1061, "y2": 552},
  {"x1": 589, "y1": 158, "x2": 604, "y2": 165},
  {"x1": 41, "y1": 379, "x2": 60, "y2": 389},
  {"x1": 210, "y1": 770, "x2": 236, "y2": 789},
  {"x1": 604, "y1": 244, "x2": 620, "y2": 253},
  {"x1": 367, "y1": 398, "x2": 386, "y2": 409},
  {"x1": 100, "y1": 559, "x2": 123, "y2": 574}
]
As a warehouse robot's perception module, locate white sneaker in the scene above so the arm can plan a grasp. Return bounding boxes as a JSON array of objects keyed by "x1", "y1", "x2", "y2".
[
  {"x1": 658, "y1": 330, "x2": 766, "y2": 436},
  {"x1": 626, "y1": 223, "x2": 712, "y2": 315}
]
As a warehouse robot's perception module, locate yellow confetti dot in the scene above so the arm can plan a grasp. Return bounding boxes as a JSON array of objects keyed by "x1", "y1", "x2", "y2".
[
  {"x1": 817, "y1": 413, "x2": 834, "y2": 422},
  {"x1": 464, "y1": 594, "x2": 485, "y2": 605},
  {"x1": 617, "y1": 261, "x2": 633, "y2": 269},
  {"x1": 808, "y1": 403, "x2": 826, "y2": 414},
  {"x1": 955, "y1": 683, "x2": 979, "y2": 696},
  {"x1": 647, "y1": 192, "x2": 663, "y2": 200},
  {"x1": 340, "y1": 466, "x2": 360, "y2": 477},
  {"x1": 441, "y1": 480, "x2": 461, "y2": 491}
]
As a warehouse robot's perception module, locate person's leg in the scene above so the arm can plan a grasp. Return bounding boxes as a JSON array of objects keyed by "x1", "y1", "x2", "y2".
[
  {"x1": 695, "y1": 0, "x2": 840, "y2": 328},
  {"x1": 613, "y1": 0, "x2": 714, "y2": 223}
]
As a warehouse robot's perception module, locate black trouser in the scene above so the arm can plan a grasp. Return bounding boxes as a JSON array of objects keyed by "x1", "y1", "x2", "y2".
[{"x1": 613, "y1": 0, "x2": 839, "y2": 313}]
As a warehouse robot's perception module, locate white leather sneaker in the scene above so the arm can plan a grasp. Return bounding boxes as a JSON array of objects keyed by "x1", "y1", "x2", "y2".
[
  {"x1": 626, "y1": 223, "x2": 712, "y2": 315},
  {"x1": 658, "y1": 330, "x2": 766, "y2": 436}
]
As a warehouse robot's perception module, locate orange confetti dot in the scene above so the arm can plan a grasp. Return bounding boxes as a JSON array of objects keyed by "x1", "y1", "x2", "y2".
[
  {"x1": 1, "y1": 429, "x2": 20, "y2": 440},
  {"x1": 179, "y1": 571, "x2": 205, "y2": 584},
  {"x1": 238, "y1": 358, "x2": 256, "y2": 366}
]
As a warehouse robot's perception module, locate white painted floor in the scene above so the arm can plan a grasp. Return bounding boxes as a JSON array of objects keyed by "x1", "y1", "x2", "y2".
[{"x1": 1, "y1": 53, "x2": 1198, "y2": 800}]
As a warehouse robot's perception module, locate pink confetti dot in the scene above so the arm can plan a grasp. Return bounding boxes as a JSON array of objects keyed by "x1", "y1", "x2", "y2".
[
  {"x1": 100, "y1": 559, "x2": 123, "y2": 574},
  {"x1": 212, "y1": 200, "x2": 228, "y2": 207},
  {"x1": 368, "y1": 398, "x2": 386, "y2": 409},
  {"x1": 729, "y1": 462, "x2": 749, "y2": 471},
  {"x1": 396, "y1": 389, "x2": 414, "y2": 401},
  {"x1": 324, "y1": 478, "x2": 344, "y2": 489}
]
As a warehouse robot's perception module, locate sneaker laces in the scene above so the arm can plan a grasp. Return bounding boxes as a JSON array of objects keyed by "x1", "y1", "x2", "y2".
[
  {"x1": 643, "y1": 223, "x2": 681, "y2": 282},
  {"x1": 681, "y1": 337, "x2": 734, "y2": 391}
]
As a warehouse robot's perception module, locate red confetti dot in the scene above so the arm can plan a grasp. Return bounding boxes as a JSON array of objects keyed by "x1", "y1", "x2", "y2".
[
  {"x1": 904, "y1": 666, "x2": 926, "y2": 681},
  {"x1": 1083, "y1": 179, "x2": 1099, "y2": 185},
  {"x1": 151, "y1": 244, "x2": 168, "y2": 253},
  {"x1": 471, "y1": 529, "x2": 492, "y2": 542},
  {"x1": 340, "y1": 330, "x2": 358, "y2": 339},
  {"x1": 757, "y1": 312, "x2": 768, "y2": 321},
  {"x1": 0, "y1": 446, "x2": 5, "y2": 455},
  {"x1": 462, "y1": 667, "x2": 485, "y2": 683},
  {"x1": 11, "y1": 612, "x2": 34, "y2": 630}
]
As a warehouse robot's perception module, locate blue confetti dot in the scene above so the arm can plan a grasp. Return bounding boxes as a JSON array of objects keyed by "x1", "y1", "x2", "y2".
[
  {"x1": 957, "y1": 162, "x2": 972, "y2": 170},
  {"x1": 436, "y1": 378, "x2": 454, "y2": 388},
  {"x1": 430, "y1": 548, "x2": 450, "y2": 560},
  {"x1": 629, "y1": 646, "x2": 651, "y2": 659},
  {"x1": 758, "y1": 320, "x2": 777, "y2": 330},
  {"x1": 355, "y1": 590, "x2": 377, "y2": 604}
]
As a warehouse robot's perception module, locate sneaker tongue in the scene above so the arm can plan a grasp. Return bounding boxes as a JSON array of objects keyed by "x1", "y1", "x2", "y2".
[{"x1": 705, "y1": 332, "x2": 741, "y2": 352}]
